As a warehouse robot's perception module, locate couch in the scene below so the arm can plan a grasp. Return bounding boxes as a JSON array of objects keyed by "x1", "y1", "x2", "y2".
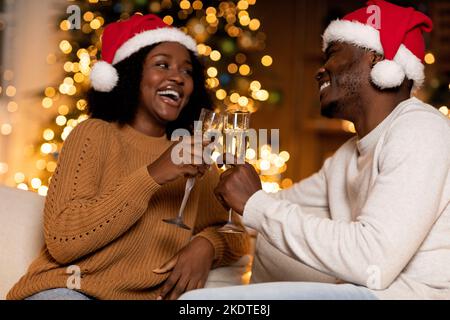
[{"x1": 0, "y1": 185, "x2": 249, "y2": 299}]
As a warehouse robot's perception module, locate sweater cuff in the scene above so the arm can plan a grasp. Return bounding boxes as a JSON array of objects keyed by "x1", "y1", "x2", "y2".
[
  {"x1": 194, "y1": 230, "x2": 226, "y2": 264},
  {"x1": 242, "y1": 190, "x2": 274, "y2": 231}
]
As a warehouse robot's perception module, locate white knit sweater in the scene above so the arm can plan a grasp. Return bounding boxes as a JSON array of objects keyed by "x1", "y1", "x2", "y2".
[{"x1": 243, "y1": 97, "x2": 450, "y2": 299}]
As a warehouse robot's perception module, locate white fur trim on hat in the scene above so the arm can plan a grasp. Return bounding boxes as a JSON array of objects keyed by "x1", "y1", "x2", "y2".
[
  {"x1": 371, "y1": 59, "x2": 405, "y2": 89},
  {"x1": 323, "y1": 19, "x2": 383, "y2": 54},
  {"x1": 90, "y1": 61, "x2": 119, "y2": 92},
  {"x1": 322, "y1": 19, "x2": 425, "y2": 89},
  {"x1": 112, "y1": 28, "x2": 197, "y2": 65},
  {"x1": 394, "y1": 44, "x2": 425, "y2": 90}
]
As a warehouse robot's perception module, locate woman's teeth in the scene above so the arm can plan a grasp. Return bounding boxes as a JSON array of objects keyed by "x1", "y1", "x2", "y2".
[
  {"x1": 320, "y1": 82, "x2": 330, "y2": 92},
  {"x1": 158, "y1": 90, "x2": 180, "y2": 101}
]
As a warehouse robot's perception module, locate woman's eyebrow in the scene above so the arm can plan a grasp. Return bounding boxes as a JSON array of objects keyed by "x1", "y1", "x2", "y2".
[{"x1": 149, "y1": 53, "x2": 192, "y2": 65}]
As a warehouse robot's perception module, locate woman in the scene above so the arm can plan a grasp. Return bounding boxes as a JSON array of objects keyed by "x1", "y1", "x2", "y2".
[{"x1": 7, "y1": 14, "x2": 249, "y2": 300}]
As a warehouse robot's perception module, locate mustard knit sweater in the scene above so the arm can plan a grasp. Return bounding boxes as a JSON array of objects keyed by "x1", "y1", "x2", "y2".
[{"x1": 7, "y1": 119, "x2": 249, "y2": 300}]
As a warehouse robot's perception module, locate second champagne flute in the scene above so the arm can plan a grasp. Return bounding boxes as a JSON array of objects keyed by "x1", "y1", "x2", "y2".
[
  {"x1": 162, "y1": 108, "x2": 223, "y2": 230},
  {"x1": 218, "y1": 110, "x2": 250, "y2": 234}
]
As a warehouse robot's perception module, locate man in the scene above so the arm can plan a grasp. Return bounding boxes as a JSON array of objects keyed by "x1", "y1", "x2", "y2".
[{"x1": 180, "y1": 0, "x2": 450, "y2": 300}]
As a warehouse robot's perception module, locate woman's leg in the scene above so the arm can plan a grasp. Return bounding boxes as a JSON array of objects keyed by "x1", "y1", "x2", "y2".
[
  {"x1": 179, "y1": 282, "x2": 377, "y2": 300},
  {"x1": 24, "y1": 288, "x2": 93, "y2": 300}
]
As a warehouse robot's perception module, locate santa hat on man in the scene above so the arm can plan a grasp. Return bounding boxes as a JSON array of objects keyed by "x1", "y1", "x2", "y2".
[
  {"x1": 322, "y1": 0, "x2": 433, "y2": 90},
  {"x1": 90, "y1": 14, "x2": 197, "y2": 92}
]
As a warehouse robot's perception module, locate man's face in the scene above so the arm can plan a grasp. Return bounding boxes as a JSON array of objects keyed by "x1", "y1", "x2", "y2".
[{"x1": 316, "y1": 42, "x2": 368, "y2": 119}]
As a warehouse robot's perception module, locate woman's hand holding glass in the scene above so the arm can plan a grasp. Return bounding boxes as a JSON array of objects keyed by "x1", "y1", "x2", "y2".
[
  {"x1": 146, "y1": 139, "x2": 208, "y2": 186},
  {"x1": 162, "y1": 108, "x2": 223, "y2": 230}
]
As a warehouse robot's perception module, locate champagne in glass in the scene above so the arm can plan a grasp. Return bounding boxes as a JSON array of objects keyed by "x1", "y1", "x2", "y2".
[
  {"x1": 218, "y1": 110, "x2": 250, "y2": 234},
  {"x1": 163, "y1": 108, "x2": 223, "y2": 230}
]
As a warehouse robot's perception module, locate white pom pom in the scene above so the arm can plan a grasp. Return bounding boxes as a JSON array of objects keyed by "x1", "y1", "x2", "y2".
[
  {"x1": 370, "y1": 60, "x2": 405, "y2": 89},
  {"x1": 90, "y1": 61, "x2": 119, "y2": 92}
]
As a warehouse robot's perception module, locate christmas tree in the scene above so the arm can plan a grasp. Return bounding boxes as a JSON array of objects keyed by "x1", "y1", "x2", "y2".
[{"x1": 16, "y1": 0, "x2": 291, "y2": 195}]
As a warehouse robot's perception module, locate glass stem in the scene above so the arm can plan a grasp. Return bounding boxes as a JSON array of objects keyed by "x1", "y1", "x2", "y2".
[{"x1": 228, "y1": 208, "x2": 233, "y2": 222}]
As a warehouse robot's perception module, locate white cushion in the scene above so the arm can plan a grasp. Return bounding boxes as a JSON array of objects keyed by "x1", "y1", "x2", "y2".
[
  {"x1": 250, "y1": 234, "x2": 337, "y2": 284},
  {"x1": 0, "y1": 185, "x2": 45, "y2": 300},
  {"x1": 205, "y1": 255, "x2": 251, "y2": 288}
]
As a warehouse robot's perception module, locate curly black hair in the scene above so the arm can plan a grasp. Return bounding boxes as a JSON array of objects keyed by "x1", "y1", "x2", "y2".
[{"x1": 87, "y1": 44, "x2": 213, "y2": 138}]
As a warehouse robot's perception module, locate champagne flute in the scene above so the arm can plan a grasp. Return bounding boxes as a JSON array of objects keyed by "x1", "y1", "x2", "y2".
[
  {"x1": 163, "y1": 108, "x2": 223, "y2": 230},
  {"x1": 218, "y1": 110, "x2": 251, "y2": 234}
]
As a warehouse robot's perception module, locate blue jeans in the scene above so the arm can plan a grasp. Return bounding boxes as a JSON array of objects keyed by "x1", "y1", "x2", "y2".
[
  {"x1": 179, "y1": 282, "x2": 378, "y2": 300},
  {"x1": 25, "y1": 288, "x2": 93, "y2": 300}
]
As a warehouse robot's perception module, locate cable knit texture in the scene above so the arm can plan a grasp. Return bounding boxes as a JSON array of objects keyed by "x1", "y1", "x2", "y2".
[{"x1": 7, "y1": 119, "x2": 249, "y2": 300}]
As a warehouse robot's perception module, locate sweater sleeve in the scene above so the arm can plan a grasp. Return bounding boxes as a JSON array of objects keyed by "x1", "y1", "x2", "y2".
[
  {"x1": 243, "y1": 112, "x2": 450, "y2": 290},
  {"x1": 271, "y1": 157, "x2": 331, "y2": 218},
  {"x1": 44, "y1": 119, "x2": 161, "y2": 265},
  {"x1": 192, "y1": 165, "x2": 250, "y2": 268}
]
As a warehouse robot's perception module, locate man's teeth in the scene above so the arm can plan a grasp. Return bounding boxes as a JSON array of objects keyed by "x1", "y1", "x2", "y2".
[
  {"x1": 158, "y1": 90, "x2": 180, "y2": 100},
  {"x1": 320, "y1": 82, "x2": 330, "y2": 92}
]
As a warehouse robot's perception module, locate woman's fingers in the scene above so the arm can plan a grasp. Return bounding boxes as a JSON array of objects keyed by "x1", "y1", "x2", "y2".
[
  {"x1": 156, "y1": 271, "x2": 181, "y2": 300},
  {"x1": 167, "y1": 275, "x2": 190, "y2": 300},
  {"x1": 182, "y1": 164, "x2": 199, "y2": 177},
  {"x1": 152, "y1": 255, "x2": 178, "y2": 274}
]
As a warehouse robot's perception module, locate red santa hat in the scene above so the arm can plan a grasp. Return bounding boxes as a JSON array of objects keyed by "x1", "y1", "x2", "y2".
[
  {"x1": 322, "y1": 0, "x2": 433, "y2": 90},
  {"x1": 90, "y1": 14, "x2": 197, "y2": 92}
]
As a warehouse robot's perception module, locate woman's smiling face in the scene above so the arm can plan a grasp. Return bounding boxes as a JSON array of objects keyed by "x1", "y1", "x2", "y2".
[{"x1": 138, "y1": 42, "x2": 194, "y2": 125}]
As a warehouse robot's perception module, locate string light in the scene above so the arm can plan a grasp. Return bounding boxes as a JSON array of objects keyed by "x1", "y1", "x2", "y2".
[{"x1": 424, "y1": 53, "x2": 435, "y2": 65}]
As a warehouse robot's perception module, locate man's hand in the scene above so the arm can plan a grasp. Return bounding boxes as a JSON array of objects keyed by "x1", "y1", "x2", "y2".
[
  {"x1": 214, "y1": 162, "x2": 262, "y2": 215},
  {"x1": 152, "y1": 236, "x2": 214, "y2": 300}
]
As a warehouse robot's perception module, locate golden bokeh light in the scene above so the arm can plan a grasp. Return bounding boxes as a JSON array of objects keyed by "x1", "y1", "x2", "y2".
[
  {"x1": 424, "y1": 53, "x2": 435, "y2": 65},
  {"x1": 238, "y1": 96, "x2": 249, "y2": 107},
  {"x1": 215, "y1": 89, "x2": 227, "y2": 100},
  {"x1": 45, "y1": 87, "x2": 56, "y2": 97},
  {"x1": 239, "y1": 64, "x2": 251, "y2": 76},
  {"x1": 261, "y1": 55, "x2": 273, "y2": 66},
  {"x1": 42, "y1": 97, "x2": 53, "y2": 109},
  {"x1": 6, "y1": 86, "x2": 16, "y2": 97},
  {"x1": 192, "y1": 0, "x2": 203, "y2": 10},
  {"x1": 1, "y1": 123, "x2": 12, "y2": 136},
  {"x1": 38, "y1": 186, "x2": 48, "y2": 196},
  {"x1": 14, "y1": 172, "x2": 25, "y2": 184},
  {"x1": 83, "y1": 11, "x2": 94, "y2": 22},
  {"x1": 56, "y1": 115, "x2": 67, "y2": 126},
  {"x1": 36, "y1": 159, "x2": 47, "y2": 171},
  {"x1": 7, "y1": 101, "x2": 19, "y2": 113},
  {"x1": 237, "y1": 0, "x2": 249, "y2": 10},
  {"x1": 210, "y1": 50, "x2": 221, "y2": 61},
  {"x1": 249, "y1": 18, "x2": 260, "y2": 31},
  {"x1": 43, "y1": 129, "x2": 55, "y2": 141},
  {"x1": 163, "y1": 15, "x2": 174, "y2": 25},
  {"x1": 230, "y1": 93, "x2": 240, "y2": 103},
  {"x1": 250, "y1": 80, "x2": 261, "y2": 91},
  {"x1": 31, "y1": 178, "x2": 42, "y2": 189},
  {"x1": 180, "y1": 0, "x2": 190, "y2": 10},
  {"x1": 207, "y1": 67, "x2": 218, "y2": 77},
  {"x1": 59, "y1": 40, "x2": 72, "y2": 54},
  {"x1": 228, "y1": 63, "x2": 238, "y2": 74}
]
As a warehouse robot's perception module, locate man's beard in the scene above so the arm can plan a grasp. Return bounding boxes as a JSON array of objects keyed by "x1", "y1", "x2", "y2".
[
  {"x1": 321, "y1": 71, "x2": 363, "y2": 119},
  {"x1": 321, "y1": 100, "x2": 344, "y2": 118}
]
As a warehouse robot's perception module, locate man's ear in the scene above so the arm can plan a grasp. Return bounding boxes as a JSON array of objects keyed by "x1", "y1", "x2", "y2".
[{"x1": 371, "y1": 52, "x2": 384, "y2": 66}]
